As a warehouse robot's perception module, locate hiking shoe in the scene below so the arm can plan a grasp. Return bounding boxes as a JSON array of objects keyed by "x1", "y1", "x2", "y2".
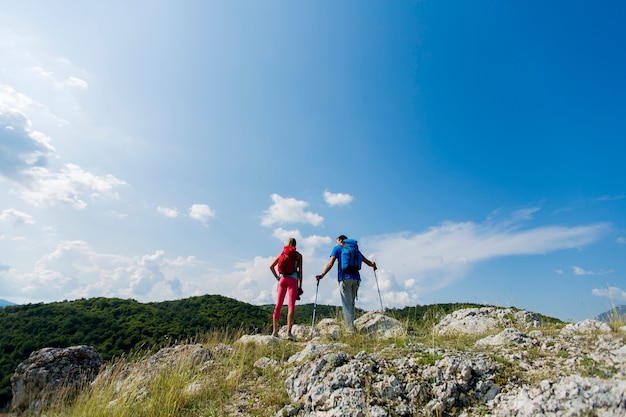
[
  {"x1": 287, "y1": 333, "x2": 296, "y2": 341},
  {"x1": 271, "y1": 332, "x2": 279, "y2": 338}
]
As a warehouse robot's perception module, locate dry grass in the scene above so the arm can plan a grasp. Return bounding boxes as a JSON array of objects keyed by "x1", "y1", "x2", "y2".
[{"x1": 42, "y1": 330, "x2": 301, "y2": 417}]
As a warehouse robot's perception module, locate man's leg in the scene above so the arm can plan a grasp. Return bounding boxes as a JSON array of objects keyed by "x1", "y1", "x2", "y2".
[{"x1": 339, "y1": 279, "x2": 356, "y2": 333}]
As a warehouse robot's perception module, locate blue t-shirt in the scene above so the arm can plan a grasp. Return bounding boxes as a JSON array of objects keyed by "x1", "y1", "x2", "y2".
[{"x1": 331, "y1": 245, "x2": 360, "y2": 281}]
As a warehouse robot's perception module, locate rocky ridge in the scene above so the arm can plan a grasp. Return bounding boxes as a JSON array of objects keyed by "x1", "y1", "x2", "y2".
[{"x1": 9, "y1": 308, "x2": 626, "y2": 416}]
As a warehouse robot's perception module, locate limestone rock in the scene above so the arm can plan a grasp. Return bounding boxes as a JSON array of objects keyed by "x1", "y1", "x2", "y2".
[
  {"x1": 10, "y1": 345, "x2": 105, "y2": 415},
  {"x1": 355, "y1": 311, "x2": 407, "y2": 338}
]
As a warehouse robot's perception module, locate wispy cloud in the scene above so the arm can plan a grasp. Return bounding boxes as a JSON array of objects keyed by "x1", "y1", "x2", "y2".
[
  {"x1": 20, "y1": 164, "x2": 127, "y2": 209},
  {"x1": 597, "y1": 194, "x2": 625, "y2": 201},
  {"x1": 573, "y1": 266, "x2": 614, "y2": 276},
  {"x1": 0, "y1": 208, "x2": 34, "y2": 225},
  {"x1": 261, "y1": 194, "x2": 323, "y2": 227},
  {"x1": 324, "y1": 190, "x2": 353, "y2": 206},
  {"x1": 363, "y1": 209, "x2": 612, "y2": 304},
  {"x1": 66, "y1": 76, "x2": 88, "y2": 90},
  {"x1": 592, "y1": 286, "x2": 626, "y2": 301}
]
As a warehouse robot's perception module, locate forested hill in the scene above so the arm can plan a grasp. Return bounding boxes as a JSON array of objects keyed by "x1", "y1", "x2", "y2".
[{"x1": 0, "y1": 295, "x2": 275, "y2": 407}]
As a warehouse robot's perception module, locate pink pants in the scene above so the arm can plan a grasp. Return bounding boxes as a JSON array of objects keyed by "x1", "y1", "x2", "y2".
[{"x1": 273, "y1": 276, "x2": 298, "y2": 321}]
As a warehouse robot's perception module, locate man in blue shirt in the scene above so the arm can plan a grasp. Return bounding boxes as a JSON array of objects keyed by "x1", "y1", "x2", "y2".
[{"x1": 316, "y1": 235, "x2": 377, "y2": 333}]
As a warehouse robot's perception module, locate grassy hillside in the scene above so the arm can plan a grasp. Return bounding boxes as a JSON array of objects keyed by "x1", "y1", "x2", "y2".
[{"x1": 0, "y1": 296, "x2": 536, "y2": 410}]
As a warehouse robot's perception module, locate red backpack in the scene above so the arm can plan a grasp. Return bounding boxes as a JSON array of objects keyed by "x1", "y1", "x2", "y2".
[{"x1": 277, "y1": 246, "x2": 297, "y2": 275}]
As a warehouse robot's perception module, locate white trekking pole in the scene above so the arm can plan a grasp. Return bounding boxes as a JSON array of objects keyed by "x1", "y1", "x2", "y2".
[
  {"x1": 373, "y1": 268, "x2": 384, "y2": 312},
  {"x1": 311, "y1": 280, "x2": 319, "y2": 332}
]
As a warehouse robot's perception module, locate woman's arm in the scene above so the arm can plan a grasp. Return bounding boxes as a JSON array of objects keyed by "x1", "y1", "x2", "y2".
[
  {"x1": 297, "y1": 252, "x2": 303, "y2": 288},
  {"x1": 269, "y1": 256, "x2": 280, "y2": 281}
]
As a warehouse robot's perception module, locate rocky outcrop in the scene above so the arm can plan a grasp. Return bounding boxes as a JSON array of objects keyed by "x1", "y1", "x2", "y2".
[
  {"x1": 10, "y1": 345, "x2": 105, "y2": 415},
  {"x1": 278, "y1": 307, "x2": 625, "y2": 416},
  {"x1": 284, "y1": 345, "x2": 501, "y2": 416}
]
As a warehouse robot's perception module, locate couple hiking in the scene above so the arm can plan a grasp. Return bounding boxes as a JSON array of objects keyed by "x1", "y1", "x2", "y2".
[{"x1": 269, "y1": 235, "x2": 377, "y2": 339}]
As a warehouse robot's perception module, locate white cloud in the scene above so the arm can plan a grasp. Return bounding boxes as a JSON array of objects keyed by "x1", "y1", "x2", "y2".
[
  {"x1": 0, "y1": 239, "x2": 285, "y2": 307},
  {"x1": 617, "y1": 237, "x2": 626, "y2": 245},
  {"x1": 0, "y1": 106, "x2": 55, "y2": 178},
  {"x1": 261, "y1": 194, "x2": 323, "y2": 227},
  {"x1": 1, "y1": 105, "x2": 127, "y2": 208},
  {"x1": 0, "y1": 241, "x2": 212, "y2": 303},
  {"x1": 271, "y1": 227, "x2": 331, "y2": 261},
  {"x1": 272, "y1": 227, "x2": 302, "y2": 243},
  {"x1": 188, "y1": 204, "x2": 215, "y2": 223},
  {"x1": 592, "y1": 286, "x2": 626, "y2": 301},
  {"x1": 20, "y1": 164, "x2": 127, "y2": 209},
  {"x1": 0, "y1": 208, "x2": 34, "y2": 225},
  {"x1": 0, "y1": 207, "x2": 614, "y2": 313},
  {"x1": 573, "y1": 266, "x2": 613, "y2": 276},
  {"x1": 324, "y1": 190, "x2": 353, "y2": 206},
  {"x1": 66, "y1": 76, "x2": 88, "y2": 90},
  {"x1": 158, "y1": 206, "x2": 179, "y2": 218}
]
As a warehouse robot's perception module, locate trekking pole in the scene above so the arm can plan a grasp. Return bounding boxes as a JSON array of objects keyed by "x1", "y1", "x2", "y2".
[
  {"x1": 373, "y1": 268, "x2": 384, "y2": 312},
  {"x1": 311, "y1": 280, "x2": 319, "y2": 332}
]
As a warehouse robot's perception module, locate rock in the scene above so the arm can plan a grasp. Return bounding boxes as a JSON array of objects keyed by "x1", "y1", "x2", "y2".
[
  {"x1": 432, "y1": 307, "x2": 502, "y2": 335},
  {"x1": 432, "y1": 307, "x2": 540, "y2": 336},
  {"x1": 254, "y1": 357, "x2": 278, "y2": 369},
  {"x1": 560, "y1": 319, "x2": 612, "y2": 336},
  {"x1": 237, "y1": 334, "x2": 281, "y2": 346},
  {"x1": 489, "y1": 375, "x2": 626, "y2": 416},
  {"x1": 475, "y1": 328, "x2": 533, "y2": 348},
  {"x1": 287, "y1": 342, "x2": 346, "y2": 364},
  {"x1": 10, "y1": 345, "x2": 105, "y2": 415},
  {"x1": 355, "y1": 311, "x2": 407, "y2": 338},
  {"x1": 316, "y1": 318, "x2": 343, "y2": 340}
]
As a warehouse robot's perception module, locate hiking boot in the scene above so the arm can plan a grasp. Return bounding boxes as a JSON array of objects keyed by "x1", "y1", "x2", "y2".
[
  {"x1": 287, "y1": 333, "x2": 296, "y2": 341},
  {"x1": 271, "y1": 332, "x2": 279, "y2": 338}
]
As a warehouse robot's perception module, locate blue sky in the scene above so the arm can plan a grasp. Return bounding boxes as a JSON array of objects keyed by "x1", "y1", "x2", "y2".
[{"x1": 1, "y1": 1, "x2": 624, "y2": 322}]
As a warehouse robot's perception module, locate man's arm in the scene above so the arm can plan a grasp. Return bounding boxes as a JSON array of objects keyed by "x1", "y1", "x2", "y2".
[
  {"x1": 316, "y1": 256, "x2": 337, "y2": 281},
  {"x1": 362, "y1": 255, "x2": 377, "y2": 270}
]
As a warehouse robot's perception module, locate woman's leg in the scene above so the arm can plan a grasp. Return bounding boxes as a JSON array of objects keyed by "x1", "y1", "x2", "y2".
[
  {"x1": 273, "y1": 278, "x2": 288, "y2": 334},
  {"x1": 286, "y1": 278, "x2": 298, "y2": 335}
]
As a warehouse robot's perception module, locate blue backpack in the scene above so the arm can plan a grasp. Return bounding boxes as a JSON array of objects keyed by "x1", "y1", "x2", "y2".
[{"x1": 341, "y1": 239, "x2": 363, "y2": 275}]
